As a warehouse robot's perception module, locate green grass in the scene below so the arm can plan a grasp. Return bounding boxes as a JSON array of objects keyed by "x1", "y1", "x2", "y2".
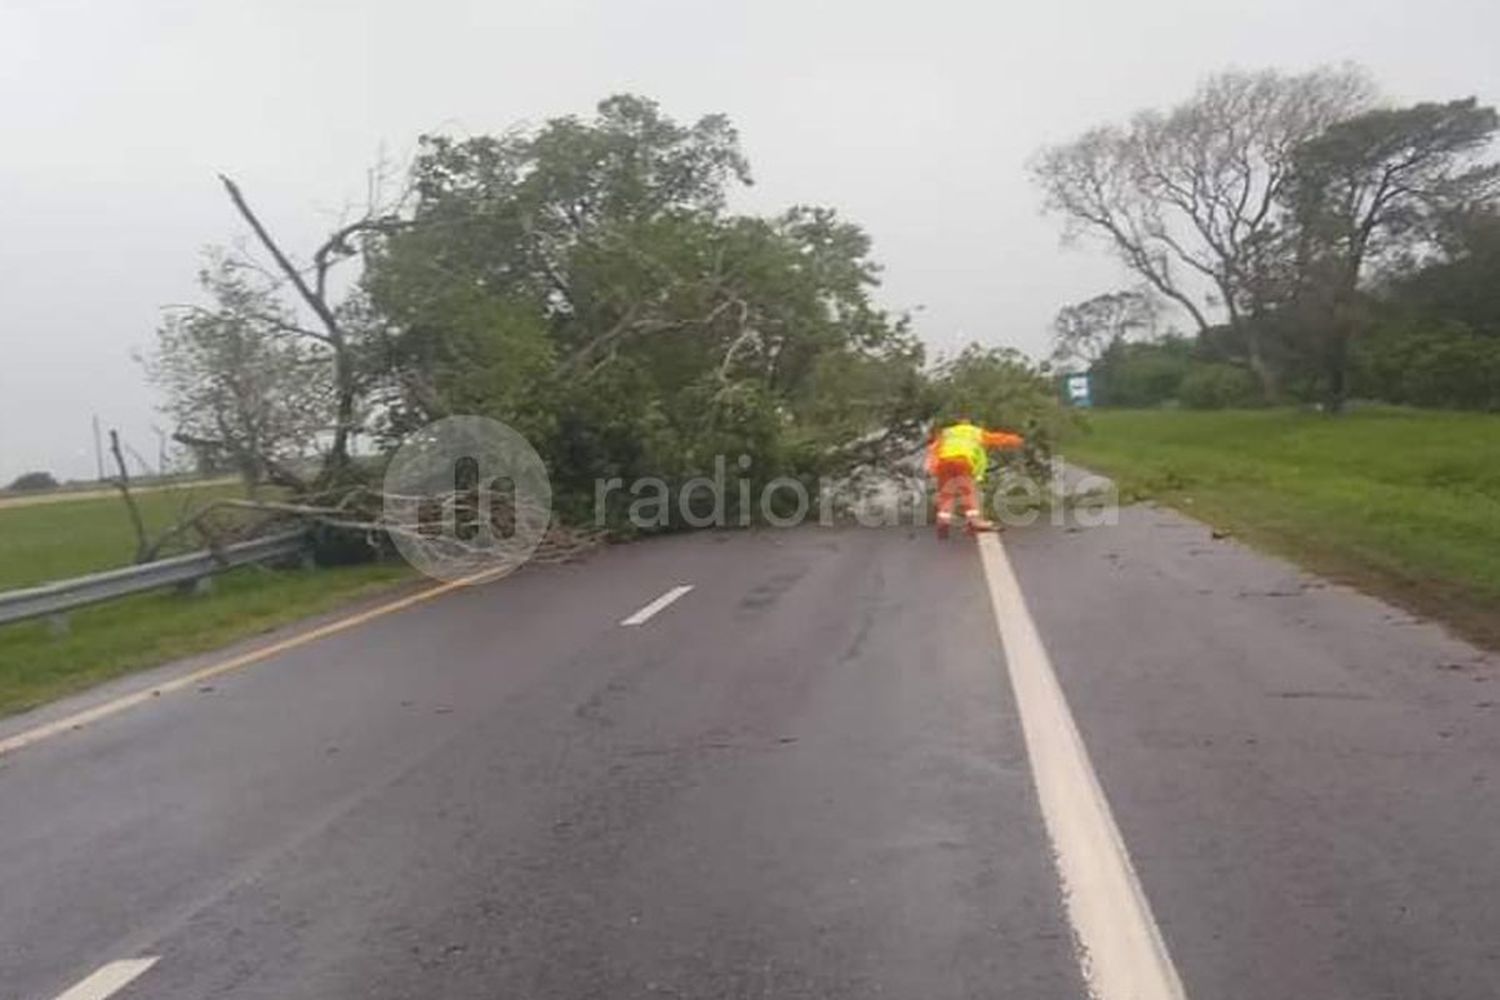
[
  {"x1": 0, "y1": 483, "x2": 246, "y2": 589},
  {"x1": 1066, "y1": 406, "x2": 1500, "y2": 647},
  {"x1": 0, "y1": 486, "x2": 414, "y2": 718}
]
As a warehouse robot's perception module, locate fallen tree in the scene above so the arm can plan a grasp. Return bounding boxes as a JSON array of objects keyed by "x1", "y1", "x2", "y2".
[{"x1": 145, "y1": 95, "x2": 1070, "y2": 558}]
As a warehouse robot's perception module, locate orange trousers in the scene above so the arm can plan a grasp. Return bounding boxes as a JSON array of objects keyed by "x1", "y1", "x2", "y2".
[{"x1": 933, "y1": 457, "x2": 980, "y2": 520}]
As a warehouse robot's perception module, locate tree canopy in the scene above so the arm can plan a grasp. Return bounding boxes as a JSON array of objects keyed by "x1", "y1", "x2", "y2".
[{"x1": 1050, "y1": 289, "x2": 1160, "y2": 368}]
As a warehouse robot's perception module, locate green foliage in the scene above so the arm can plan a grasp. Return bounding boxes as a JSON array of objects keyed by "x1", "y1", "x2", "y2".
[
  {"x1": 930, "y1": 345, "x2": 1077, "y2": 476},
  {"x1": 1353, "y1": 320, "x2": 1500, "y2": 410},
  {"x1": 1090, "y1": 337, "x2": 1194, "y2": 407},
  {"x1": 1324, "y1": 208, "x2": 1500, "y2": 412},
  {"x1": 1382, "y1": 209, "x2": 1500, "y2": 340},
  {"x1": 1085, "y1": 338, "x2": 1263, "y2": 411},
  {"x1": 366, "y1": 96, "x2": 931, "y2": 529},
  {"x1": 5, "y1": 471, "x2": 58, "y2": 493},
  {"x1": 1285, "y1": 97, "x2": 1500, "y2": 409},
  {"x1": 1179, "y1": 363, "x2": 1264, "y2": 410}
]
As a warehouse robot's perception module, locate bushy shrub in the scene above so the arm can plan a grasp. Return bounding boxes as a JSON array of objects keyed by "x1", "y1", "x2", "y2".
[
  {"x1": 932, "y1": 345, "x2": 1079, "y2": 479},
  {"x1": 1354, "y1": 321, "x2": 1500, "y2": 410},
  {"x1": 1090, "y1": 337, "x2": 1194, "y2": 407},
  {"x1": 1179, "y1": 363, "x2": 1263, "y2": 409},
  {"x1": 5, "y1": 471, "x2": 58, "y2": 493}
]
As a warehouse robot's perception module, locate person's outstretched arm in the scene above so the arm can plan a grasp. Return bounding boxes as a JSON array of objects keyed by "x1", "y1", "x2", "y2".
[{"x1": 982, "y1": 428, "x2": 1024, "y2": 450}]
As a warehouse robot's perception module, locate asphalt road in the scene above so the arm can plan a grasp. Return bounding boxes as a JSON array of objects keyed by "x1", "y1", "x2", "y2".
[{"x1": 2, "y1": 506, "x2": 1498, "y2": 999}]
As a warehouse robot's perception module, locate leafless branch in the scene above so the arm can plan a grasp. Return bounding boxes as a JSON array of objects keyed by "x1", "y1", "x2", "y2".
[{"x1": 108, "y1": 429, "x2": 150, "y2": 562}]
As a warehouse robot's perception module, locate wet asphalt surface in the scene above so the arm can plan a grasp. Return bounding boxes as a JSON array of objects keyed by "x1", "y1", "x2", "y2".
[{"x1": 2, "y1": 507, "x2": 1498, "y2": 999}]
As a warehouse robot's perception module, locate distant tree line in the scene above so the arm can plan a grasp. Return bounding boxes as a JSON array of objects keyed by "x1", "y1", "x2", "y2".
[
  {"x1": 4, "y1": 471, "x2": 59, "y2": 493},
  {"x1": 1034, "y1": 66, "x2": 1500, "y2": 411}
]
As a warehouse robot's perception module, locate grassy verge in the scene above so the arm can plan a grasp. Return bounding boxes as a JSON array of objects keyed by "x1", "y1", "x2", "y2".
[
  {"x1": 1065, "y1": 407, "x2": 1500, "y2": 649},
  {"x1": 0, "y1": 561, "x2": 413, "y2": 718},
  {"x1": 0, "y1": 475, "x2": 240, "y2": 511},
  {"x1": 0, "y1": 486, "x2": 414, "y2": 718},
  {"x1": 0, "y1": 482, "x2": 249, "y2": 589}
]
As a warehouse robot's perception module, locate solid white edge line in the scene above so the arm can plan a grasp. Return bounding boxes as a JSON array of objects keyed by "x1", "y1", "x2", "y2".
[
  {"x1": 619, "y1": 584, "x2": 694, "y2": 626},
  {"x1": 52, "y1": 957, "x2": 160, "y2": 1000},
  {"x1": 976, "y1": 532, "x2": 1188, "y2": 1000}
]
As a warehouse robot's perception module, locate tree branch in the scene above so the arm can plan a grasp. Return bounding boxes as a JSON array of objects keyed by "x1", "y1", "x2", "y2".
[
  {"x1": 219, "y1": 175, "x2": 343, "y2": 343},
  {"x1": 108, "y1": 429, "x2": 150, "y2": 562}
]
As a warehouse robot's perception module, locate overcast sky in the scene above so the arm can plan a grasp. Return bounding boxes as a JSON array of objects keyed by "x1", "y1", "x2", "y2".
[{"x1": 2, "y1": 0, "x2": 1496, "y2": 483}]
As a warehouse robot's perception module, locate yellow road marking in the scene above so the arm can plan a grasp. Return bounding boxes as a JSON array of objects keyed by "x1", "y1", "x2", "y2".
[{"x1": 0, "y1": 568, "x2": 503, "y2": 760}]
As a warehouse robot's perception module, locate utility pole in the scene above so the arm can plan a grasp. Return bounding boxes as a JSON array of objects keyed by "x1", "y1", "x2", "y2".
[{"x1": 92, "y1": 414, "x2": 105, "y2": 482}]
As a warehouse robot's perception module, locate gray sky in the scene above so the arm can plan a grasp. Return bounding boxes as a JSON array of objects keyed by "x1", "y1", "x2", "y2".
[{"x1": 2, "y1": 0, "x2": 1496, "y2": 483}]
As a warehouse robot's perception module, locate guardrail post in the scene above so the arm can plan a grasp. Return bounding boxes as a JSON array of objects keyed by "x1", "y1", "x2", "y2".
[{"x1": 47, "y1": 613, "x2": 70, "y2": 637}]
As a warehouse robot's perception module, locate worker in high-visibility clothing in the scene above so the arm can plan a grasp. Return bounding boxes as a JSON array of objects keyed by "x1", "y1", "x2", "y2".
[{"x1": 925, "y1": 417, "x2": 1025, "y2": 537}]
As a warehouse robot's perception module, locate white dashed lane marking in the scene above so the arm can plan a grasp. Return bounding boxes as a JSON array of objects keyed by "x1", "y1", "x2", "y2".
[
  {"x1": 51, "y1": 958, "x2": 159, "y2": 1000},
  {"x1": 620, "y1": 585, "x2": 694, "y2": 626}
]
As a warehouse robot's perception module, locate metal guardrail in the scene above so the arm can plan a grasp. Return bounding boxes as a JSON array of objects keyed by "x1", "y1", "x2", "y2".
[{"x1": 0, "y1": 531, "x2": 310, "y2": 628}]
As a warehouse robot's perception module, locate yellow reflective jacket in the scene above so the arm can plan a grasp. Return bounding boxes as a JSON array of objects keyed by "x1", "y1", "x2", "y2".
[
  {"x1": 937, "y1": 422, "x2": 988, "y2": 480},
  {"x1": 931, "y1": 421, "x2": 1026, "y2": 483}
]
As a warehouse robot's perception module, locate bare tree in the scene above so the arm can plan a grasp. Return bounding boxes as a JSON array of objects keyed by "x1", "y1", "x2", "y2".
[
  {"x1": 149, "y1": 255, "x2": 334, "y2": 493},
  {"x1": 1050, "y1": 288, "x2": 1160, "y2": 367},
  {"x1": 214, "y1": 170, "x2": 411, "y2": 481},
  {"x1": 1032, "y1": 65, "x2": 1375, "y2": 399}
]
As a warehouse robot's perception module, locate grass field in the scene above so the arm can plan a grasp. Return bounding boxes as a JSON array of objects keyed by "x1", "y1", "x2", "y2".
[
  {"x1": 1066, "y1": 407, "x2": 1500, "y2": 648},
  {"x1": 0, "y1": 482, "x2": 251, "y2": 590},
  {"x1": 0, "y1": 484, "x2": 412, "y2": 717},
  {"x1": 0, "y1": 474, "x2": 239, "y2": 512}
]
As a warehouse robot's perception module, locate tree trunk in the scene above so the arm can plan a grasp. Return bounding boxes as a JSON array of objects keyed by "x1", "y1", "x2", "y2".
[
  {"x1": 1227, "y1": 296, "x2": 1278, "y2": 405},
  {"x1": 1322, "y1": 288, "x2": 1360, "y2": 415},
  {"x1": 1324, "y1": 339, "x2": 1346, "y2": 413},
  {"x1": 1323, "y1": 323, "x2": 1353, "y2": 414},
  {"x1": 1247, "y1": 337, "x2": 1280, "y2": 404},
  {"x1": 325, "y1": 352, "x2": 356, "y2": 481}
]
